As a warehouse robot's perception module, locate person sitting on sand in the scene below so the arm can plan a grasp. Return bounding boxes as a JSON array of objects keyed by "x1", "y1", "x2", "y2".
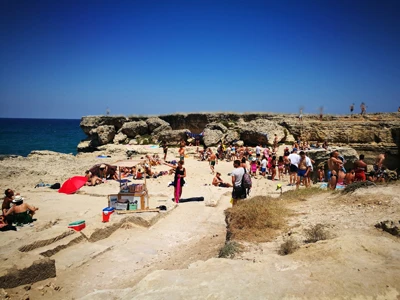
[
  {"x1": 2, "y1": 188, "x2": 18, "y2": 224},
  {"x1": 354, "y1": 154, "x2": 368, "y2": 182},
  {"x1": 84, "y1": 170, "x2": 102, "y2": 186},
  {"x1": 4, "y1": 196, "x2": 38, "y2": 226},
  {"x1": 344, "y1": 169, "x2": 355, "y2": 185},
  {"x1": 90, "y1": 164, "x2": 118, "y2": 180},
  {"x1": 212, "y1": 172, "x2": 232, "y2": 188},
  {"x1": 317, "y1": 166, "x2": 325, "y2": 182}
]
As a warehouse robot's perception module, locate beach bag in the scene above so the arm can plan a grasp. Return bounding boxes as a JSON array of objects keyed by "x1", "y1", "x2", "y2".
[
  {"x1": 242, "y1": 168, "x2": 252, "y2": 189},
  {"x1": 50, "y1": 183, "x2": 61, "y2": 189}
]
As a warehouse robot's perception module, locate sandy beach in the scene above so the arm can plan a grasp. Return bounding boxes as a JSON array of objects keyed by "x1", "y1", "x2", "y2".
[{"x1": 0, "y1": 144, "x2": 399, "y2": 299}]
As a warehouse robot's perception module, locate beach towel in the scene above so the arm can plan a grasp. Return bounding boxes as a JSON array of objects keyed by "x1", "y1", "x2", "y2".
[{"x1": 175, "y1": 177, "x2": 181, "y2": 203}]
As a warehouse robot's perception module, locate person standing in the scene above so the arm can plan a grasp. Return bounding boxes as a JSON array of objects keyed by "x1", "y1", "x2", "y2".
[
  {"x1": 255, "y1": 144, "x2": 261, "y2": 160},
  {"x1": 161, "y1": 141, "x2": 168, "y2": 160},
  {"x1": 350, "y1": 103, "x2": 355, "y2": 115},
  {"x1": 173, "y1": 161, "x2": 186, "y2": 204},
  {"x1": 260, "y1": 155, "x2": 267, "y2": 177},
  {"x1": 231, "y1": 160, "x2": 246, "y2": 206},
  {"x1": 288, "y1": 149, "x2": 300, "y2": 186},
  {"x1": 178, "y1": 145, "x2": 185, "y2": 162},
  {"x1": 296, "y1": 151, "x2": 311, "y2": 189},
  {"x1": 360, "y1": 102, "x2": 366, "y2": 116},
  {"x1": 327, "y1": 150, "x2": 343, "y2": 190},
  {"x1": 209, "y1": 150, "x2": 218, "y2": 174},
  {"x1": 273, "y1": 134, "x2": 278, "y2": 153}
]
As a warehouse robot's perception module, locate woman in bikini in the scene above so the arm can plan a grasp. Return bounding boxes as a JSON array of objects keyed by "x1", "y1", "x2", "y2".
[{"x1": 278, "y1": 156, "x2": 285, "y2": 181}]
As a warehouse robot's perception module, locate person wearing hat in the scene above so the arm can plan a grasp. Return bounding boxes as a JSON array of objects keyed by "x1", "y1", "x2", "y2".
[
  {"x1": 4, "y1": 196, "x2": 38, "y2": 226},
  {"x1": 90, "y1": 163, "x2": 118, "y2": 180},
  {"x1": 250, "y1": 157, "x2": 258, "y2": 178}
]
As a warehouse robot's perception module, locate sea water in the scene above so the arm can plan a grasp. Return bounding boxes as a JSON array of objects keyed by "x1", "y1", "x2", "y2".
[{"x1": 0, "y1": 118, "x2": 86, "y2": 156}]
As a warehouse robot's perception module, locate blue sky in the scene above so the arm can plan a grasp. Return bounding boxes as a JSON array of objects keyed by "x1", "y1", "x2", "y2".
[{"x1": 0, "y1": 0, "x2": 399, "y2": 118}]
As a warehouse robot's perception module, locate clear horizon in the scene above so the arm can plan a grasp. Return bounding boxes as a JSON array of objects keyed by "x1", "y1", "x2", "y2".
[{"x1": 1, "y1": 0, "x2": 399, "y2": 119}]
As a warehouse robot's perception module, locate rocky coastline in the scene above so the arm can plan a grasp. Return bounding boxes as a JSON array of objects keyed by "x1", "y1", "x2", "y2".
[{"x1": 78, "y1": 112, "x2": 400, "y2": 169}]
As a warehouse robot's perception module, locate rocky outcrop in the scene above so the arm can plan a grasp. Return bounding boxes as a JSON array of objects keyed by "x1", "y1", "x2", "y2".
[
  {"x1": 91, "y1": 125, "x2": 115, "y2": 145},
  {"x1": 119, "y1": 121, "x2": 148, "y2": 138},
  {"x1": 80, "y1": 116, "x2": 127, "y2": 135},
  {"x1": 224, "y1": 130, "x2": 240, "y2": 144},
  {"x1": 158, "y1": 129, "x2": 190, "y2": 145},
  {"x1": 203, "y1": 129, "x2": 224, "y2": 147},
  {"x1": 146, "y1": 117, "x2": 170, "y2": 132},
  {"x1": 238, "y1": 119, "x2": 294, "y2": 146},
  {"x1": 113, "y1": 132, "x2": 128, "y2": 144},
  {"x1": 205, "y1": 122, "x2": 228, "y2": 133},
  {"x1": 78, "y1": 113, "x2": 400, "y2": 169}
]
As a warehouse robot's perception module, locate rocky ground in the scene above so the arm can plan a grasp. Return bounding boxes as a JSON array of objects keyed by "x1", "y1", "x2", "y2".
[{"x1": 0, "y1": 145, "x2": 399, "y2": 299}]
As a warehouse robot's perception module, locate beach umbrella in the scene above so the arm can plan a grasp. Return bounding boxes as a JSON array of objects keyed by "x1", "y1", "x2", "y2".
[{"x1": 58, "y1": 176, "x2": 87, "y2": 194}]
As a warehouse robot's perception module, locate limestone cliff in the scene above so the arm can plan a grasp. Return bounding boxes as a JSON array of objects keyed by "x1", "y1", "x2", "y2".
[{"x1": 79, "y1": 112, "x2": 400, "y2": 168}]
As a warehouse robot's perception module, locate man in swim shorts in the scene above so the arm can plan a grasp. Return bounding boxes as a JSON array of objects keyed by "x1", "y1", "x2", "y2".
[
  {"x1": 296, "y1": 151, "x2": 311, "y2": 189},
  {"x1": 209, "y1": 150, "x2": 218, "y2": 174},
  {"x1": 212, "y1": 172, "x2": 232, "y2": 187},
  {"x1": 288, "y1": 148, "x2": 300, "y2": 186},
  {"x1": 328, "y1": 150, "x2": 343, "y2": 190}
]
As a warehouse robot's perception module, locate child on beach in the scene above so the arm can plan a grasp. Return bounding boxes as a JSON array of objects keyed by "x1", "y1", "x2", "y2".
[
  {"x1": 278, "y1": 156, "x2": 284, "y2": 181},
  {"x1": 270, "y1": 156, "x2": 277, "y2": 181},
  {"x1": 250, "y1": 157, "x2": 258, "y2": 178}
]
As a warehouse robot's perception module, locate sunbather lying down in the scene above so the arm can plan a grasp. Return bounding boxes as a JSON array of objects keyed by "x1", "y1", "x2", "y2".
[{"x1": 4, "y1": 197, "x2": 38, "y2": 226}]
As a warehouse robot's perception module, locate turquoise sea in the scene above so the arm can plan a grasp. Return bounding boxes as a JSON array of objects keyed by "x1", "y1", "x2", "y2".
[{"x1": 0, "y1": 118, "x2": 86, "y2": 156}]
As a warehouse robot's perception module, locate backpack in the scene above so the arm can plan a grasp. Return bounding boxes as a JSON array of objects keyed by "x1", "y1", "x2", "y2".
[{"x1": 242, "y1": 168, "x2": 252, "y2": 189}]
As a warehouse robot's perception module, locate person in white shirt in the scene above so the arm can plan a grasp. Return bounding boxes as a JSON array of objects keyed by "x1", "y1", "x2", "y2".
[
  {"x1": 288, "y1": 148, "x2": 300, "y2": 186},
  {"x1": 255, "y1": 144, "x2": 261, "y2": 160},
  {"x1": 305, "y1": 153, "x2": 315, "y2": 187},
  {"x1": 260, "y1": 156, "x2": 267, "y2": 177},
  {"x1": 231, "y1": 160, "x2": 246, "y2": 206}
]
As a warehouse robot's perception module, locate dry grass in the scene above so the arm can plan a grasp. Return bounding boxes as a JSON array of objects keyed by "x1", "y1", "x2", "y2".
[
  {"x1": 225, "y1": 196, "x2": 289, "y2": 242},
  {"x1": 342, "y1": 181, "x2": 376, "y2": 194},
  {"x1": 218, "y1": 241, "x2": 242, "y2": 258},
  {"x1": 278, "y1": 238, "x2": 299, "y2": 255},
  {"x1": 304, "y1": 224, "x2": 330, "y2": 243}
]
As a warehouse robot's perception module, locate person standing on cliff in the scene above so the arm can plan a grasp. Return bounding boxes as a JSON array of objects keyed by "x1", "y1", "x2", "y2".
[
  {"x1": 350, "y1": 103, "x2": 355, "y2": 115},
  {"x1": 360, "y1": 102, "x2": 367, "y2": 116}
]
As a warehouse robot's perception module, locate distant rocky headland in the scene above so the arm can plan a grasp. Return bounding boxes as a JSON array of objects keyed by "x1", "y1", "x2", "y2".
[{"x1": 78, "y1": 112, "x2": 400, "y2": 168}]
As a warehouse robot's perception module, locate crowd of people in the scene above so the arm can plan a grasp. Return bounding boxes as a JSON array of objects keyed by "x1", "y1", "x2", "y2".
[{"x1": 1, "y1": 135, "x2": 395, "y2": 228}]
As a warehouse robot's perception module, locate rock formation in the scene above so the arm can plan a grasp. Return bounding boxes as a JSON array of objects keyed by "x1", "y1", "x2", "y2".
[{"x1": 78, "y1": 112, "x2": 400, "y2": 169}]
